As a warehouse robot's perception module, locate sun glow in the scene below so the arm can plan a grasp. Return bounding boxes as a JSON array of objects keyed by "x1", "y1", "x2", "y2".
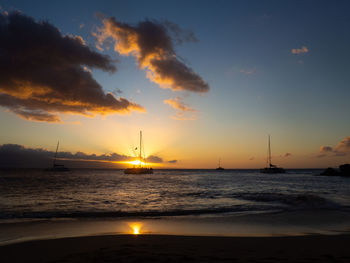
[
  {"x1": 118, "y1": 159, "x2": 162, "y2": 167},
  {"x1": 128, "y1": 222, "x2": 142, "y2": 235},
  {"x1": 127, "y1": 160, "x2": 145, "y2": 166}
]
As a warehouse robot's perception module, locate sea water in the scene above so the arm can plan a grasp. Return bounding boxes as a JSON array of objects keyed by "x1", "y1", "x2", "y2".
[{"x1": 1, "y1": 169, "x2": 350, "y2": 244}]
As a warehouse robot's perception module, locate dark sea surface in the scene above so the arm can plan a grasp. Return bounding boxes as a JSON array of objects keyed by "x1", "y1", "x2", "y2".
[
  {"x1": 1, "y1": 169, "x2": 350, "y2": 243},
  {"x1": 1, "y1": 169, "x2": 349, "y2": 219}
]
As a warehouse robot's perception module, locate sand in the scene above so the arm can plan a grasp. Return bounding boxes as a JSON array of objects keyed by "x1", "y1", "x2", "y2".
[{"x1": 1, "y1": 234, "x2": 350, "y2": 262}]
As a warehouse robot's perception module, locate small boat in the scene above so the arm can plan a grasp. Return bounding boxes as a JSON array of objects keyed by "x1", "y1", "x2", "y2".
[
  {"x1": 45, "y1": 141, "x2": 70, "y2": 172},
  {"x1": 124, "y1": 131, "x2": 153, "y2": 174},
  {"x1": 216, "y1": 158, "x2": 225, "y2": 170},
  {"x1": 260, "y1": 135, "x2": 285, "y2": 174}
]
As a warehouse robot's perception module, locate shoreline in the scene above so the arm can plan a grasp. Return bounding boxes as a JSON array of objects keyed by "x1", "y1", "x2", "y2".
[
  {"x1": 1, "y1": 209, "x2": 350, "y2": 246},
  {"x1": 1, "y1": 233, "x2": 350, "y2": 262}
]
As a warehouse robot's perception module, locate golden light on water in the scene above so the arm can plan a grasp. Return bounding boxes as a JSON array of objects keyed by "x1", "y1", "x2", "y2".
[{"x1": 128, "y1": 222, "x2": 143, "y2": 235}]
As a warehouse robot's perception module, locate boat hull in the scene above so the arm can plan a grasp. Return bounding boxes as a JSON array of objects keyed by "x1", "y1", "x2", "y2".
[
  {"x1": 124, "y1": 168, "x2": 153, "y2": 174},
  {"x1": 260, "y1": 167, "x2": 285, "y2": 174},
  {"x1": 45, "y1": 167, "x2": 70, "y2": 172}
]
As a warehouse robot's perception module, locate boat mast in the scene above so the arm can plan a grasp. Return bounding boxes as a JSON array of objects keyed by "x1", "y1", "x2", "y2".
[
  {"x1": 139, "y1": 131, "x2": 142, "y2": 167},
  {"x1": 53, "y1": 140, "x2": 59, "y2": 167},
  {"x1": 268, "y1": 135, "x2": 271, "y2": 167}
]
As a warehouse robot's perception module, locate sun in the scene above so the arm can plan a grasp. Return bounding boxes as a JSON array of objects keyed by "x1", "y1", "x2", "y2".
[
  {"x1": 128, "y1": 222, "x2": 142, "y2": 235},
  {"x1": 127, "y1": 160, "x2": 146, "y2": 166}
]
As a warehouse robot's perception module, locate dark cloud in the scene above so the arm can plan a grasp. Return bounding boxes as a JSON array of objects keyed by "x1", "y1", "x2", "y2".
[
  {"x1": 0, "y1": 11, "x2": 144, "y2": 122},
  {"x1": 146, "y1": 155, "x2": 163, "y2": 163},
  {"x1": 95, "y1": 16, "x2": 209, "y2": 93},
  {"x1": 283, "y1": 153, "x2": 292, "y2": 157},
  {"x1": 168, "y1": 160, "x2": 177, "y2": 163},
  {"x1": 320, "y1": 146, "x2": 333, "y2": 153},
  {"x1": 0, "y1": 144, "x2": 165, "y2": 168},
  {"x1": 163, "y1": 20, "x2": 198, "y2": 44}
]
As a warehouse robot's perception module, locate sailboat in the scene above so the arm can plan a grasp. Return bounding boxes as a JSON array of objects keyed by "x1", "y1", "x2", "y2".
[
  {"x1": 46, "y1": 141, "x2": 69, "y2": 171},
  {"x1": 124, "y1": 131, "x2": 153, "y2": 174},
  {"x1": 216, "y1": 158, "x2": 225, "y2": 170},
  {"x1": 260, "y1": 135, "x2": 285, "y2": 174}
]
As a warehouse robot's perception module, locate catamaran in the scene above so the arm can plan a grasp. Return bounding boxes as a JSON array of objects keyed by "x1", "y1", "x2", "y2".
[
  {"x1": 124, "y1": 131, "x2": 153, "y2": 174},
  {"x1": 46, "y1": 141, "x2": 69, "y2": 172},
  {"x1": 260, "y1": 135, "x2": 285, "y2": 174}
]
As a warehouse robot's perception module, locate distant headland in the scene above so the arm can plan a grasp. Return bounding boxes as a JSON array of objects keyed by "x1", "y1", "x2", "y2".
[{"x1": 320, "y1": 164, "x2": 350, "y2": 177}]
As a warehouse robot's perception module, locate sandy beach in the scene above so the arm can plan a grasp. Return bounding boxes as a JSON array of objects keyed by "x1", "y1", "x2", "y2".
[{"x1": 1, "y1": 234, "x2": 350, "y2": 262}]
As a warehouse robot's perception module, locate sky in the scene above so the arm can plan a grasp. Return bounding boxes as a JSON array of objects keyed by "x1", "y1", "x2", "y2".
[{"x1": 0, "y1": 0, "x2": 350, "y2": 168}]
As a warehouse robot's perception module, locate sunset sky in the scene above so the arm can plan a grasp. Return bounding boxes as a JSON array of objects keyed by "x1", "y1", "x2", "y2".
[{"x1": 0, "y1": 0, "x2": 349, "y2": 168}]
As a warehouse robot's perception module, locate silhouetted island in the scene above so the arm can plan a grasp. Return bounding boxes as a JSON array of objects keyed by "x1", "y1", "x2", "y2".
[{"x1": 320, "y1": 164, "x2": 350, "y2": 177}]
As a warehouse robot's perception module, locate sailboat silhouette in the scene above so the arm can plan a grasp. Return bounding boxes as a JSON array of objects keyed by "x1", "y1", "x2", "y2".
[
  {"x1": 124, "y1": 131, "x2": 153, "y2": 174},
  {"x1": 260, "y1": 135, "x2": 285, "y2": 174},
  {"x1": 216, "y1": 158, "x2": 225, "y2": 170},
  {"x1": 45, "y1": 141, "x2": 69, "y2": 171}
]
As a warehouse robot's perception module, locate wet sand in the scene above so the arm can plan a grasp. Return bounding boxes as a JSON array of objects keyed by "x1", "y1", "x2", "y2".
[{"x1": 1, "y1": 234, "x2": 350, "y2": 262}]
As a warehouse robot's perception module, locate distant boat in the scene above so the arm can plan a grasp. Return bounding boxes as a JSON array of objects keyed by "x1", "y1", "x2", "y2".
[
  {"x1": 260, "y1": 135, "x2": 285, "y2": 174},
  {"x1": 216, "y1": 158, "x2": 225, "y2": 170},
  {"x1": 124, "y1": 131, "x2": 153, "y2": 174},
  {"x1": 45, "y1": 141, "x2": 69, "y2": 172}
]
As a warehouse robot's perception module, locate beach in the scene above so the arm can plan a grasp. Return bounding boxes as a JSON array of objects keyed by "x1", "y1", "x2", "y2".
[{"x1": 1, "y1": 234, "x2": 350, "y2": 262}]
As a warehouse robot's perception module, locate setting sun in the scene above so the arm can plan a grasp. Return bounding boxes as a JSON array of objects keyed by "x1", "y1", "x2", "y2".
[
  {"x1": 128, "y1": 223, "x2": 142, "y2": 235},
  {"x1": 127, "y1": 160, "x2": 145, "y2": 166}
]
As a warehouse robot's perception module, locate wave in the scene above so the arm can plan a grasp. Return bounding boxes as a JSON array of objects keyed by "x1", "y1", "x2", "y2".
[
  {"x1": 231, "y1": 192, "x2": 338, "y2": 209},
  {"x1": 0, "y1": 205, "x2": 276, "y2": 220}
]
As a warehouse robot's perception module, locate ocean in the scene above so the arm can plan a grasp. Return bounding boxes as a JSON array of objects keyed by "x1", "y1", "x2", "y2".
[{"x1": 1, "y1": 169, "x2": 350, "y2": 244}]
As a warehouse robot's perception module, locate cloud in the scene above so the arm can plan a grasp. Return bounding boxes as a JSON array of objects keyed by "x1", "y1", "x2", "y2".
[
  {"x1": 0, "y1": 144, "x2": 164, "y2": 168},
  {"x1": 318, "y1": 136, "x2": 350, "y2": 157},
  {"x1": 168, "y1": 160, "x2": 177, "y2": 163},
  {"x1": 145, "y1": 155, "x2": 163, "y2": 163},
  {"x1": 334, "y1": 152, "x2": 346, "y2": 157},
  {"x1": 335, "y1": 136, "x2": 350, "y2": 151},
  {"x1": 171, "y1": 111, "x2": 197, "y2": 120},
  {"x1": 291, "y1": 46, "x2": 309, "y2": 55},
  {"x1": 320, "y1": 146, "x2": 333, "y2": 153},
  {"x1": 163, "y1": 20, "x2": 199, "y2": 44},
  {"x1": 249, "y1": 157, "x2": 254, "y2": 161},
  {"x1": 240, "y1": 68, "x2": 255, "y2": 75},
  {"x1": 283, "y1": 153, "x2": 292, "y2": 157},
  {"x1": 0, "y1": 11, "x2": 144, "y2": 122},
  {"x1": 164, "y1": 97, "x2": 196, "y2": 112},
  {"x1": 94, "y1": 16, "x2": 209, "y2": 93},
  {"x1": 164, "y1": 96, "x2": 197, "y2": 120},
  {"x1": 79, "y1": 23, "x2": 85, "y2": 29}
]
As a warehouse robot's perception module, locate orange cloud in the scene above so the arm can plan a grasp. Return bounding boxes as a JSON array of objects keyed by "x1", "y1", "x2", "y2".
[
  {"x1": 291, "y1": 46, "x2": 309, "y2": 55},
  {"x1": 164, "y1": 97, "x2": 196, "y2": 112},
  {"x1": 164, "y1": 97, "x2": 197, "y2": 120},
  {"x1": 94, "y1": 16, "x2": 209, "y2": 93}
]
